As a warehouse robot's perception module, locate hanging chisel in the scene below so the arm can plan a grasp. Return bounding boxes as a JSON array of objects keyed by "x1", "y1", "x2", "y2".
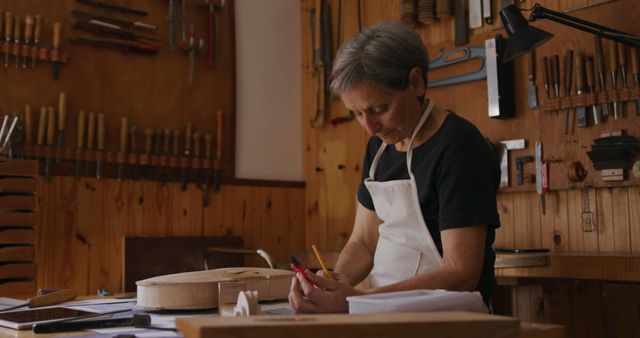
[
  {"x1": 535, "y1": 141, "x2": 547, "y2": 215},
  {"x1": 552, "y1": 55, "x2": 560, "y2": 98},
  {"x1": 45, "y1": 107, "x2": 56, "y2": 182},
  {"x1": 56, "y1": 93, "x2": 67, "y2": 164},
  {"x1": 129, "y1": 125, "x2": 138, "y2": 180},
  {"x1": 469, "y1": 0, "x2": 482, "y2": 29},
  {"x1": 564, "y1": 49, "x2": 573, "y2": 135},
  {"x1": 75, "y1": 111, "x2": 86, "y2": 179},
  {"x1": 631, "y1": 47, "x2": 640, "y2": 116},
  {"x1": 71, "y1": 10, "x2": 158, "y2": 32},
  {"x1": 24, "y1": 105, "x2": 33, "y2": 158},
  {"x1": 0, "y1": 289, "x2": 77, "y2": 313},
  {"x1": 171, "y1": 129, "x2": 180, "y2": 182},
  {"x1": 205, "y1": 0, "x2": 217, "y2": 67},
  {"x1": 181, "y1": 123, "x2": 192, "y2": 191},
  {"x1": 609, "y1": 40, "x2": 621, "y2": 119},
  {"x1": 76, "y1": 0, "x2": 149, "y2": 17},
  {"x1": 22, "y1": 15, "x2": 33, "y2": 68},
  {"x1": 593, "y1": 36, "x2": 609, "y2": 118},
  {"x1": 585, "y1": 56, "x2": 601, "y2": 126},
  {"x1": 51, "y1": 22, "x2": 61, "y2": 80},
  {"x1": 96, "y1": 113, "x2": 105, "y2": 180},
  {"x1": 31, "y1": 15, "x2": 41, "y2": 68},
  {"x1": 575, "y1": 53, "x2": 587, "y2": 128},
  {"x1": 540, "y1": 56, "x2": 550, "y2": 99},
  {"x1": 12, "y1": 14, "x2": 20, "y2": 68},
  {"x1": 85, "y1": 112, "x2": 96, "y2": 176},
  {"x1": 527, "y1": 51, "x2": 538, "y2": 109},
  {"x1": 168, "y1": 0, "x2": 176, "y2": 50},
  {"x1": 161, "y1": 128, "x2": 171, "y2": 184},
  {"x1": 4, "y1": 13, "x2": 13, "y2": 67},
  {"x1": 618, "y1": 43, "x2": 628, "y2": 89},
  {"x1": 153, "y1": 128, "x2": 162, "y2": 180},
  {"x1": 482, "y1": 0, "x2": 493, "y2": 24},
  {"x1": 117, "y1": 117, "x2": 128, "y2": 182},
  {"x1": 214, "y1": 111, "x2": 223, "y2": 192},
  {"x1": 36, "y1": 107, "x2": 47, "y2": 174},
  {"x1": 203, "y1": 133, "x2": 212, "y2": 206},
  {"x1": 141, "y1": 128, "x2": 152, "y2": 180},
  {"x1": 192, "y1": 131, "x2": 202, "y2": 186},
  {"x1": 180, "y1": 0, "x2": 186, "y2": 43}
]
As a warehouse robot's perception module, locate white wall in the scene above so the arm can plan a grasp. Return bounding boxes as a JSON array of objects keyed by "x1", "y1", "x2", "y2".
[{"x1": 234, "y1": 0, "x2": 303, "y2": 181}]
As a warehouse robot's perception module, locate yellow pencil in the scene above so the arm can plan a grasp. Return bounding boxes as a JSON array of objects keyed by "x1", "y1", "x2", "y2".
[{"x1": 311, "y1": 244, "x2": 333, "y2": 279}]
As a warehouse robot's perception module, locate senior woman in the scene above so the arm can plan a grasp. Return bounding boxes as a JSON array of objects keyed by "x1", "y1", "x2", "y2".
[{"x1": 289, "y1": 21, "x2": 501, "y2": 313}]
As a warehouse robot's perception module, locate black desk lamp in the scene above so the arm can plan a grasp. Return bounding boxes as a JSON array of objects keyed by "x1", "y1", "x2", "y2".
[{"x1": 500, "y1": 3, "x2": 640, "y2": 62}]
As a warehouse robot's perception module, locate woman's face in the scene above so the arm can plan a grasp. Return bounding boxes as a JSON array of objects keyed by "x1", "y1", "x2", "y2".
[{"x1": 339, "y1": 68, "x2": 425, "y2": 145}]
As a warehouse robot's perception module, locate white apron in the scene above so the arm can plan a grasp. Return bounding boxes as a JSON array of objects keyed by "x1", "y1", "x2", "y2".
[{"x1": 366, "y1": 99, "x2": 443, "y2": 288}]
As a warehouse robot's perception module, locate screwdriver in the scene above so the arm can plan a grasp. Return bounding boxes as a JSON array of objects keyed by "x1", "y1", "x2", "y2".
[{"x1": 0, "y1": 289, "x2": 77, "y2": 313}]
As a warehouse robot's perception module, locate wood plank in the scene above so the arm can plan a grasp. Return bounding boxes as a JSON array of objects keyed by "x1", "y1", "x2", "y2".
[
  {"x1": 514, "y1": 193, "x2": 529, "y2": 248},
  {"x1": 0, "y1": 211, "x2": 36, "y2": 227},
  {"x1": 526, "y1": 193, "x2": 542, "y2": 248},
  {"x1": 495, "y1": 254, "x2": 549, "y2": 269},
  {"x1": 552, "y1": 190, "x2": 569, "y2": 251},
  {"x1": 611, "y1": 188, "x2": 631, "y2": 252},
  {"x1": 0, "y1": 195, "x2": 36, "y2": 210},
  {"x1": 602, "y1": 283, "x2": 640, "y2": 338},
  {"x1": 0, "y1": 280, "x2": 36, "y2": 297},
  {"x1": 0, "y1": 159, "x2": 39, "y2": 177},
  {"x1": 567, "y1": 189, "x2": 584, "y2": 251},
  {"x1": 629, "y1": 187, "x2": 640, "y2": 253},
  {"x1": 540, "y1": 191, "x2": 556, "y2": 250},
  {"x1": 597, "y1": 188, "x2": 615, "y2": 252},
  {"x1": 0, "y1": 229, "x2": 35, "y2": 244},
  {"x1": 176, "y1": 312, "x2": 521, "y2": 338},
  {"x1": 582, "y1": 188, "x2": 599, "y2": 252},
  {"x1": 0, "y1": 246, "x2": 34, "y2": 261},
  {"x1": 516, "y1": 286, "x2": 531, "y2": 322},
  {"x1": 0, "y1": 263, "x2": 36, "y2": 279},
  {"x1": 495, "y1": 193, "x2": 515, "y2": 248},
  {"x1": 0, "y1": 177, "x2": 36, "y2": 193},
  {"x1": 528, "y1": 285, "x2": 545, "y2": 324}
]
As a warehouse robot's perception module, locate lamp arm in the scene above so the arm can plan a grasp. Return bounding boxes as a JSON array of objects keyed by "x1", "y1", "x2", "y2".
[{"x1": 529, "y1": 4, "x2": 640, "y2": 48}]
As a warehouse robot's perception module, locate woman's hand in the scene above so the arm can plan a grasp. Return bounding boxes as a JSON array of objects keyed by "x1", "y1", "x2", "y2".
[{"x1": 288, "y1": 270, "x2": 364, "y2": 313}]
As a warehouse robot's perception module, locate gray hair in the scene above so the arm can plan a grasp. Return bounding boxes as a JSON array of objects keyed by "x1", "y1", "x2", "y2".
[{"x1": 329, "y1": 22, "x2": 429, "y2": 95}]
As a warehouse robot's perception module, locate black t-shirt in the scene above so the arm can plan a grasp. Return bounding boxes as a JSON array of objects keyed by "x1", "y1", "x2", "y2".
[{"x1": 357, "y1": 112, "x2": 501, "y2": 304}]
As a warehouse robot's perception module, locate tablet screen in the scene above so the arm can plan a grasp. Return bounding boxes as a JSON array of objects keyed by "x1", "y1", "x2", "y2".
[{"x1": 0, "y1": 308, "x2": 93, "y2": 329}]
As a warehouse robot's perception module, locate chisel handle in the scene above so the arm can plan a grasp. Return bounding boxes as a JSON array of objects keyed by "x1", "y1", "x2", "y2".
[
  {"x1": 52, "y1": 22, "x2": 61, "y2": 50},
  {"x1": 204, "y1": 133, "x2": 212, "y2": 159},
  {"x1": 216, "y1": 110, "x2": 223, "y2": 159},
  {"x1": 585, "y1": 56, "x2": 595, "y2": 91},
  {"x1": 24, "y1": 15, "x2": 34, "y2": 43},
  {"x1": 97, "y1": 113, "x2": 105, "y2": 151},
  {"x1": 28, "y1": 289, "x2": 77, "y2": 308},
  {"x1": 77, "y1": 111, "x2": 86, "y2": 149},
  {"x1": 163, "y1": 128, "x2": 171, "y2": 155},
  {"x1": 58, "y1": 93, "x2": 66, "y2": 132},
  {"x1": 172, "y1": 130, "x2": 180, "y2": 156},
  {"x1": 46, "y1": 107, "x2": 56, "y2": 146},
  {"x1": 575, "y1": 53, "x2": 585, "y2": 94},
  {"x1": 184, "y1": 123, "x2": 192, "y2": 155},
  {"x1": 129, "y1": 125, "x2": 137, "y2": 153},
  {"x1": 528, "y1": 51, "x2": 535, "y2": 81},
  {"x1": 33, "y1": 15, "x2": 42, "y2": 43},
  {"x1": 12, "y1": 14, "x2": 20, "y2": 42},
  {"x1": 144, "y1": 128, "x2": 153, "y2": 155},
  {"x1": 193, "y1": 131, "x2": 201, "y2": 158},
  {"x1": 37, "y1": 107, "x2": 47, "y2": 145},
  {"x1": 617, "y1": 42, "x2": 626, "y2": 68},
  {"x1": 594, "y1": 36, "x2": 604, "y2": 74},
  {"x1": 119, "y1": 117, "x2": 128, "y2": 153},
  {"x1": 550, "y1": 55, "x2": 558, "y2": 95},
  {"x1": 609, "y1": 41, "x2": 618, "y2": 75},
  {"x1": 24, "y1": 105, "x2": 32, "y2": 144},
  {"x1": 154, "y1": 128, "x2": 161, "y2": 155},
  {"x1": 5, "y1": 13, "x2": 13, "y2": 42},
  {"x1": 564, "y1": 50, "x2": 574, "y2": 96},
  {"x1": 86, "y1": 112, "x2": 96, "y2": 150}
]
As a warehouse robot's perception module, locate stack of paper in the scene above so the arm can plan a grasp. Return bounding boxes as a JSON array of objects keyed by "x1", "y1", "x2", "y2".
[{"x1": 346, "y1": 289, "x2": 488, "y2": 314}]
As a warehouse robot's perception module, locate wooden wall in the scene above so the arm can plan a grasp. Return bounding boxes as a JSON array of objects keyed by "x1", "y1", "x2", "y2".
[
  {"x1": 301, "y1": 0, "x2": 639, "y2": 337},
  {"x1": 35, "y1": 176, "x2": 305, "y2": 294}
]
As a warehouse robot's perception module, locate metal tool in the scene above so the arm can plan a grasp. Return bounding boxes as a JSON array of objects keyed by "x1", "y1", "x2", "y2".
[
  {"x1": 76, "y1": 0, "x2": 149, "y2": 17},
  {"x1": 181, "y1": 123, "x2": 192, "y2": 191},
  {"x1": 575, "y1": 53, "x2": 587, "y2": 128},
  {"x1": 585, "y1": 56, "x2": 601, "y2": 126},
  {"x1": 540, "y1": 56, "x2": 550, "y2": 99},
  {"x1": 535, "y1": 141, "x2": 547, "y2": 215},
  {"x1": 203, "y1": 133, "x2": 213, "y2": 206},
  {"x1": 214, "y1": 111, "x2": 223, "y2": 192},
  {"x1": 171, "y1": 129, "x2": 180, "y2": 182},
  {"x1": 609, "y1": 40, "x2": 621, "y2": 119},
  {"x1": 618, "y1": 43, "x2": 627, "y2": 89},
  {"x1": 0, "y1": 115, "x2": 18, "y2": 153},
  {"x1": 4, "y1": 13, "x2": 13, "y2": 67},
  {"x1": 22, "y1": 15, "x2": 33, "y2": 68},
  {"x1": 469, "y1": 0, "x2": 482, "y2": 29},
  {"x1": 192, "y1": 131, "x2": 202, "y2": 186},
  {"x1": 142, "y1": 128, "x2": 153, "y2": 180},
  {"x1": 187, "y1": 24, "x2": 205, "y2": 85},
  {"x1": 427, "y1": 47, "x2": 487, "y2": 88},
  {"x1": 515, "y1": 156, "x2": 533, "y2": 186},
  {"x1": 96, "y1": 113, "x2": 106, "y2": 179},
  {"x1": 73, "y1": 20, "x2": 159, "y2": 42},
  {"x1": 75, "y1": 111, "x2": 86, "y2": 179},
  {"x1": 129, "y1": 125, "x2": 139, "y2": 180},
  {"x1": 85, "y1": 112, "x2": 96, "y2": 176},
  {"x1": 0, "y1": 289, "x2": 77, "y2": 313},
  {"x1": 69, "y1": 37, "x2": 159, "y2": 55},
  {"x1": 498, "y1": 139, "x2": 526, "y2": 188},
  {"x1": 564, "y1": 49, "x2": 574, "y2": 135},
  {"x1": 71, "y1": 10, "x2": 158, "y2": 32},
  {"x1": 454, "y1": 0, "x2": 467, "y2": 46},
  {"x1": 12, "y1": 14, "x2": 20, "y2": 67},
  {"x1": 117, "y1": 117, "x2": 128, "y2": 182},
  {"x1": 31, "y1": 15, "x2": 42, "y2": 68},
  {"x1": 45, "y1": 107, "x2": 56, "y2": 182},
  {"x1": 51, "y1": 22, "x2": 61, "y2": 80},
  {"x1": 482, "y1": 0, "x2": 493, "y2": 24},
  {"x1": 631, "y1": 47, "x2": 640, "y2": 116},
  {"x1": 552, "y1": 55, "x2": 560, "y2": 98},
  {"x1": 56, "y1": 93, "x2": 67, "y2": 164},
  {"x1": 486, "y1": 36, "x2": 514, "y2": 118},
  {"x1": 180, "y1": 0, "x2": 186, "y2": 43},
  {"x1": 24, "y1": 105, "x2": 33, "y2": 157},
  {"x1": 527, "y1": 51, "x2": 538, "y2": 109},
  {"x1": 593, "y1": 36, "x2": 609, "y2": 118},
  {"x1": 161, "y1": 128, "x2": 171, "y2": 184},
  {"x1": 205, "y1": 0, "x2": 218, "y2": 67},
  {"x1": 0, "y1": 115, "x2": 9, "y2": 148}
]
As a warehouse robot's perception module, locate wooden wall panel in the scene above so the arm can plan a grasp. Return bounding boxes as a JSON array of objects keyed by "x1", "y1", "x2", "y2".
[{"x1": 36, "y1": 177, "x2": 305, "y2": 294}]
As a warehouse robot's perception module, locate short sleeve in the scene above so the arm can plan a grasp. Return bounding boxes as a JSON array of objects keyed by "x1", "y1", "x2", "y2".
[{"x1": 356, "y1": 138, "x2": 378, "y2": 211}]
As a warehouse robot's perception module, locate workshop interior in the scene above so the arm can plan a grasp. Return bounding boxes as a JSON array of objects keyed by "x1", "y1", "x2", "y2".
[{"x1": 0, "y1": 0, "x2": 639, "y2": 338}]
